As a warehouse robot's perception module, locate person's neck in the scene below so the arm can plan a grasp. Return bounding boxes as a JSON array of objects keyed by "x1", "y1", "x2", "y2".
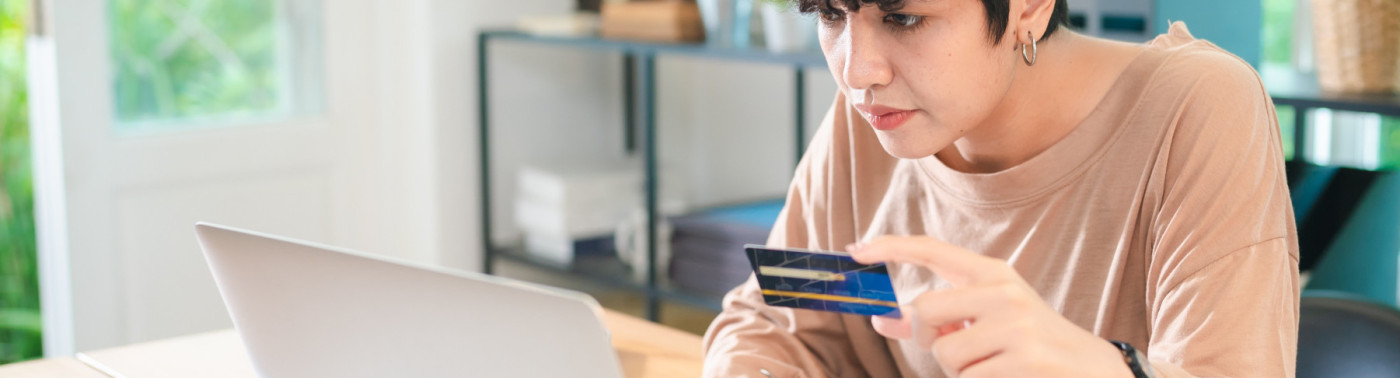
[{"x1": 935, "y1": 31, "x2": 1104, "y2": 174}]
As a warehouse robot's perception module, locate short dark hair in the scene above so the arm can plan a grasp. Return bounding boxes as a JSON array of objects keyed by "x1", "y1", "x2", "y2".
[{"x1": 796, "y1": 0, "x2": 1071, "y2": 44}]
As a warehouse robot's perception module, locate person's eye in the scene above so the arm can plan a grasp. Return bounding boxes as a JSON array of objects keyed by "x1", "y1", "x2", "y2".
[
  {"x1": 818, "y1": 9, "x2": 845, "y2": 25},
  {"x1": 882, "y1": 13, "x2": 924, "y2": 29}
]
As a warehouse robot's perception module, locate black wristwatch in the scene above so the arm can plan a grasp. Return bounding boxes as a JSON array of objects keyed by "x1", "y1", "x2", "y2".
[{"x1": 1108, "y1": 340, "x2": 1154, "y2": 378}]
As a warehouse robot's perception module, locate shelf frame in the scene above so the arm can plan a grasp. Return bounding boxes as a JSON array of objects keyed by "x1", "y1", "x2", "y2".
[{"x1": 477, "y1": 30, "x2": 826, "y2": 321}]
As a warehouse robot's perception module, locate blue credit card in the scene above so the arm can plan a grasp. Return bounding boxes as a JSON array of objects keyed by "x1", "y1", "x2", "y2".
[{"x1": 744, "y1": 245, "x2": 902, "y2": 318}]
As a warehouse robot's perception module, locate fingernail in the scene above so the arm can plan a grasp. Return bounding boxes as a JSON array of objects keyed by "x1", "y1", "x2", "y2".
[{"x1": 846, "y1": 242, "x2": 866, "y2": 254}]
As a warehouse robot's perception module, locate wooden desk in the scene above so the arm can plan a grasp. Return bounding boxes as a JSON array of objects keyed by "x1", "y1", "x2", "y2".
[
  {"x1": 76, "y1": 330, "x2": 256, "y2": 378},
  {"x1": 0, "y1": 309, "x2": 703, "y2": 377},
  {"x1": 0, "y1": 357, "x2": 107, "y2": 378},
  {"x1": 602, "y1": 310, "x2": 706, "y2": 377}
]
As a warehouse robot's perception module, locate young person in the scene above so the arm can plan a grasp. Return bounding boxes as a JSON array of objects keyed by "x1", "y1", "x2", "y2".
[{"x1": 702, "y1": 0, "x2": 1299, "y2": 377}]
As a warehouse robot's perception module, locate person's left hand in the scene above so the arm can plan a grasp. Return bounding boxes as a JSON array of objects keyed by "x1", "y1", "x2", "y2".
[{"x1": 846, "y1": 236, "x2": 1134, "y2": 378}]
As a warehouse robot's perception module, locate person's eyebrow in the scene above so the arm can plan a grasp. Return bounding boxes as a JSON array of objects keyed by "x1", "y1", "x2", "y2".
[
  {"x1": 828, "y1": 0, "x2": 917, "y2": 13},
  {"x1": 875, "y1": 0, "x2": 913, "y2": 13}
]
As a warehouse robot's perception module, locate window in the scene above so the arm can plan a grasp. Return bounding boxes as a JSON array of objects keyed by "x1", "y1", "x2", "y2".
[
  {"x1": 1261, "y1": 0, "x2": 1399, "y2": 169},
  {"x1": 108, "y1": 0, "x2": 321, "y2": 129}
]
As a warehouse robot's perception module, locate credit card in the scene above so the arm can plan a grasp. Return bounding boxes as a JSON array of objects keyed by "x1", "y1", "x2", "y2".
[{"x1": 744, "y1": 244, "x2": 902, "y2": 318}]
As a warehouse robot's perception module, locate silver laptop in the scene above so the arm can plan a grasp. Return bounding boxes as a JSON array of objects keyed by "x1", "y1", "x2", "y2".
[{"x1": 195, "y1": 223, "x2": 625, "y2": 378}]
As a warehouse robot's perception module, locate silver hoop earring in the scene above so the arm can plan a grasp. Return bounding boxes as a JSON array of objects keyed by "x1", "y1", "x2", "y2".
[{"x1": 1021, "y1": 30, "x2": 1037, "y2": 66}]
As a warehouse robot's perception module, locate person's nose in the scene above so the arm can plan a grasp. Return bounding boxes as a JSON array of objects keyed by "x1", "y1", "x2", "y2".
[{"x1": 841, "y1": 20, "x2": 894, "y2": 93}]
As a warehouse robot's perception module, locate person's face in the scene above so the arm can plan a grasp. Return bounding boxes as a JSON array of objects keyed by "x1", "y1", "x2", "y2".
[{"x1": 818, "y1": 0, "x2": 1021, "y2": 159}]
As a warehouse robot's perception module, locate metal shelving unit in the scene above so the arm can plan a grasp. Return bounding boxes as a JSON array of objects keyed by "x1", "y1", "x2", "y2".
[{"x1": 476, "y1": 29, "x2": 827, "y2": 321}]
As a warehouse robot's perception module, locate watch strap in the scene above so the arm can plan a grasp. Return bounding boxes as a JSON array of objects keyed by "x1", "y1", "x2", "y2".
[{"x1": 1108, "y1": 340, "x2": 1153, "y2": 378}]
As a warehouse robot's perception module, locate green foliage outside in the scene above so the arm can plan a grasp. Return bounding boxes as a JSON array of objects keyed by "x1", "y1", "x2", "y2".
[
  {"x1": 110, "y1": 0, "x2": 282, "y2": 124},
  {"x1": 0, "y1": 0, "x2": 42, "y2": 365},
  {"x1": 1277, "y1": 105, "x2": 1296, "y2": 160},
  {"x1": 1383, "y1": 117, "x2": 1400, "y2": 169},
  {"x1": 1262, "y1": 0, "x2": 1296, "y2": 161},
  {"x1": 1261, "y1": 0, "x2": 1294, "y2": 67}
]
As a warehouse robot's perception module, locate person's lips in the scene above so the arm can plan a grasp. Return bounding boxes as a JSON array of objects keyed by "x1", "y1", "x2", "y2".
[{"x1": 853, "y1": 104, "x2": 916, "y2": 131}]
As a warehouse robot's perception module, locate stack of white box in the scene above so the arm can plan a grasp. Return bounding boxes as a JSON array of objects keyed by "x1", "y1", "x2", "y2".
[{"x1": 514, "y1": 160, "x2": 642, "y2": 265}]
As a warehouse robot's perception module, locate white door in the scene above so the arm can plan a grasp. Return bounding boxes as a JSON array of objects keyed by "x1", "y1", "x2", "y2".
[{"x1": 28, "y1": 0, "x2": 412, "y2": 355}]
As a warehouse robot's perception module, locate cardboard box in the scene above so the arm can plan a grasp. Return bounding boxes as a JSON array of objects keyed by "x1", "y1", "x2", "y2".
[{"x1": 600, "y1": 0, "x2": 704, "y2": 43}]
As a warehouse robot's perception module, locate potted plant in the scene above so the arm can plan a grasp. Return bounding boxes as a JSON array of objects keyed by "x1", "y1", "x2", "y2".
[
  {"x1": 699, "y1": 0, "x2": 755, "y2": 47},
  {"x1": 758, "y1": 0, "x2": 817, "y2": 52}
]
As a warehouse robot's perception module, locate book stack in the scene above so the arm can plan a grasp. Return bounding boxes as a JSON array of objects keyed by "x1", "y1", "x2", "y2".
[
  {"x1": 667, "y1": 199, "x2": 784, "y2": 295},
  {"x1": 514, "y1": 160, "x2": 642, "y2": 266}
]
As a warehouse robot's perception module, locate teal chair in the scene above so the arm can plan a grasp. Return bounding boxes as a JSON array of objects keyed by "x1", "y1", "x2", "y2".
[{"x1": 1298, "y1": 168, "x2": 1399, "y2": 307}]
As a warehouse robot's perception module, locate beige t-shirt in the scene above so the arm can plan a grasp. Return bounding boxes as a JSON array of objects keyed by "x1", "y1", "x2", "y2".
[{"x1": 702, "y1": 23, "x2": 1300, "y2": 378}]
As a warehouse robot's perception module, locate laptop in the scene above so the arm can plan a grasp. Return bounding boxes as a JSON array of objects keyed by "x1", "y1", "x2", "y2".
[{"x1": 194, "y1": 223, "x2": 625, "y2": 378}]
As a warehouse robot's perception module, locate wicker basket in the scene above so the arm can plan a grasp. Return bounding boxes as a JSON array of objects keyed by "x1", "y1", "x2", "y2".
[{"x1": 1312, "y1": 0, "x2": 1400, "y2": 93}]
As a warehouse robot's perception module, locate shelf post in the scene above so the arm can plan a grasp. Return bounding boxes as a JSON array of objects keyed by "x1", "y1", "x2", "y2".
[
  {"x1": 794, "y1": 66, "x2": 807, "y2": 165},
  {"x1": 1294, "y1": 106, "x2": 1309, "y2": 162},
  {"x1": 478, "y1": 32, "x2": 496, "y2": 275},
  {"x1": 624, "y1": 54, "x2": 637, "y2": 153},
  {"x1": 640, "y1": 52, "x2": 662, "y2": 321}
]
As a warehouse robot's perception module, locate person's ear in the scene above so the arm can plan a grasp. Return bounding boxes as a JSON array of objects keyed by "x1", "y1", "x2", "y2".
[{"x1": 1014, "y1": 0, "x2": 1057, "y2": 43}]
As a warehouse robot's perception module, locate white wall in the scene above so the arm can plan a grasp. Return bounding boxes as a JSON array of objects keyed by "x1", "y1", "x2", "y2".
[
  {"x1": 657, "y1": 59, "x2": 836, "y2": 208},
  {"x1": 361, "y1": 0, "x2": 593, "y2": 272},
  {"x1": 485, "y1": 58, "x2": 838, "y2": 248}
]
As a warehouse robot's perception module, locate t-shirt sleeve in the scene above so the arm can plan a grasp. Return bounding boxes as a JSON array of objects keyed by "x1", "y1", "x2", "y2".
[
  {"x1": 1142, "y1": 46, "x2": 1300, "y2": 378},
  {"x1": 1148, "y1": 240, "x2": 1298, "y2": 377}
]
